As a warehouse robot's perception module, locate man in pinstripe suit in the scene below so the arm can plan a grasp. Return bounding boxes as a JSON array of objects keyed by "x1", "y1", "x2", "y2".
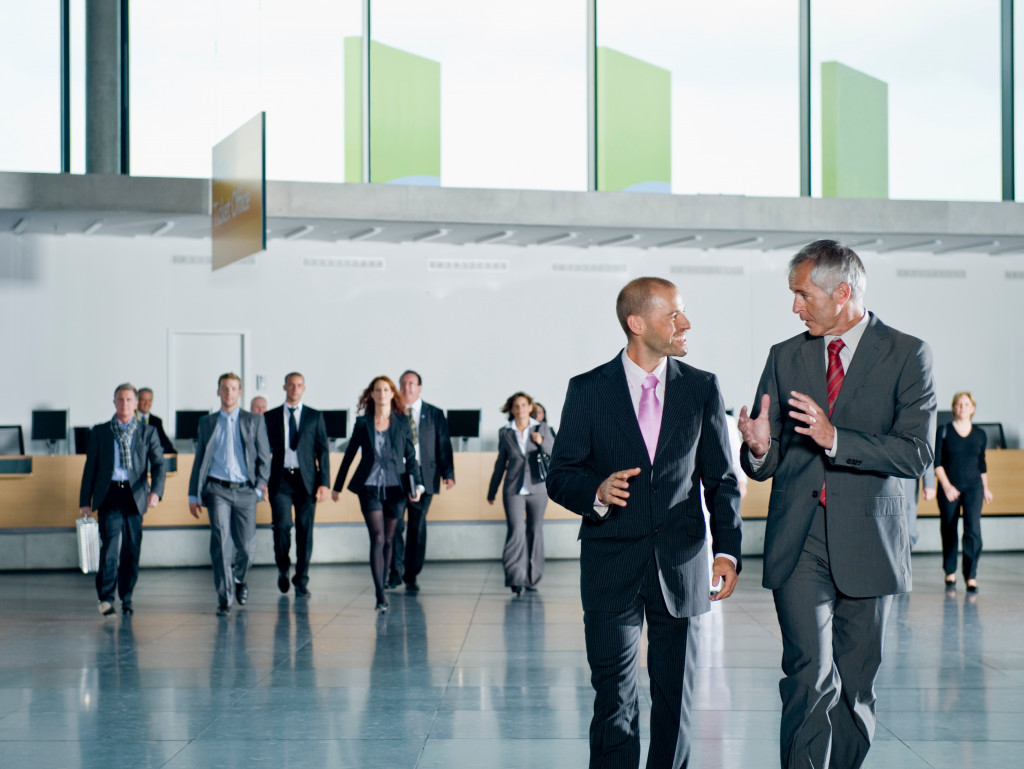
[{"x1": 548, "y1": 277, "x2": 743, "y2": 769}]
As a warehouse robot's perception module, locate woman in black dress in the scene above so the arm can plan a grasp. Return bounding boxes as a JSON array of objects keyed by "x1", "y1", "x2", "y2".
[
  {"x1": 934, "y1": 391, "x2": 994, "y2": 592},
  {"x1": 332, "y1": 376, "x2": 422, "y2": 611}
]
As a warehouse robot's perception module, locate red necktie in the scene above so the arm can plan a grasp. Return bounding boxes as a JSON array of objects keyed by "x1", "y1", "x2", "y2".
[{"x1": 820, "y1": 338, "x2": 845, "y2": 506}]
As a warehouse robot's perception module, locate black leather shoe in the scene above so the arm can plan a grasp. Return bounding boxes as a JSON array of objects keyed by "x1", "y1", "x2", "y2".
[
  {"x1": 405, "y1": 581, "x2": 419, "y2": 593},
  {"x1": 235, "y1": 583, "x2": 248, "y2": 605},
  {"x1": 121, "y1": 602, "x2": 133, "y2": 615},
  {"x1": 98, "y1": 601, "x2": 116, "y2": 617},
  {"x1": 385, "y1": 578, "x2": 401, "y2": 590},
  {"x1": 511, "y1": 586, "x2": 523, "y2": 596},
  {"x1": 294, "y1": 584, "x2": 311, "y2": 598},
  {"x1": 278, "y1": 573, "x2": 290, "y2": 594},
  {"x1": 216, "y1": 603, "x2": 230, "y2": 616}
]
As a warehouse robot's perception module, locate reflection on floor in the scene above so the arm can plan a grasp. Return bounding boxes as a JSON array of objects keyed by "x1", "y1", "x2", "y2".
[{"x1": 0, "y1": 553, "x2": 1021, "y2": 768}]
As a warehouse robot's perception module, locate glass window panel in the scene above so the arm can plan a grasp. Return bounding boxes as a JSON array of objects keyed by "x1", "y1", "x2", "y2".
[
  {"x1": 0, "y1": 2, "x2": 60, "y2": 172},
  {"x1": 597, "y1": 0, "x2": 799, "y2": 197},
  {"x1": 369, "y1": 0, "x2": 587, "y2": 190},
  {"x1": 812, "y1": 0, "x2": 1001, "y2": 201},
  {"x1": 71, "y1": 0, "x2": 86, "y2": 174},
  {"x1": 1016, "y1": 0, "x2": 1023, "y2": 201},
  {"x1": 130, "y1": 0, "x2": 358, "y2": 181}
]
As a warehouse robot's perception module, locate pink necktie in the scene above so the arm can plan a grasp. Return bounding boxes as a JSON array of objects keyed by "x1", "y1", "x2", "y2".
[
  {"x1": 820, "y1": 339, "x2": 846, "y2": 506},
  {"x1": 638, "y1": 374, "x2": 662, "y2": 463}
]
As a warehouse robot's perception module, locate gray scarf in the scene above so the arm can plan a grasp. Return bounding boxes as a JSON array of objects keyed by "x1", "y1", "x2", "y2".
[{"x1": 111, "y1": 416, "x2": 137, "y2": 472}]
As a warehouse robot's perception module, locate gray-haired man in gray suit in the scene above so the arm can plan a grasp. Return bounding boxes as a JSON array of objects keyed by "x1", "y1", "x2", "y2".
[
  {"x1": 188, "y1": 372, "x2": 270, "y2": 615},
  {"x1": 739, "y1": 240, "x2": 936, "y2": 769}
]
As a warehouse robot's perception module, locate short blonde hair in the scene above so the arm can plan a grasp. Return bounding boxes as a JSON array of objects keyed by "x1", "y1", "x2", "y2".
[
  {"x1": 218, "y1": 372, "x2": 242, "y2": 388},
  {"x1": 951, "y1": 391, "x2": 976, "y2": 410}
]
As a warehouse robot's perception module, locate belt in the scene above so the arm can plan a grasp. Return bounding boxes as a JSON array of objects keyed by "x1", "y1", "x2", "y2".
[
  {"x1": 284, "y1": 467, "x2": 301, "y2": 475},
  {"x1": 208, "y1": 477, "x2": 249, "y2": 490},
  {"x1": 109, "y1": 481, "x2": 131, "y2": 490}
]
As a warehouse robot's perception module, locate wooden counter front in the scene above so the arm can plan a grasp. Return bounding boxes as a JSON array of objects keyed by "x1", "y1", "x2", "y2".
[{"x1": 3, "y1": 451, "x2": 1023, "y2": 529}]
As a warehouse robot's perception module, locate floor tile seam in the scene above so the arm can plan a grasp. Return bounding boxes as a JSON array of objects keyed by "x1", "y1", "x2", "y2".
[{"x1": 415, "y1": 562, "x2": 501, "y2": 767}]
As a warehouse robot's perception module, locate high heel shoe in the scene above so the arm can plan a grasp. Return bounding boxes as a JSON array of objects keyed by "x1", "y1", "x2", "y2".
[
  {"x1": 966, "y1": 579, "x2": 978, "y2": 593},
  {"x1": 944, "y1": 575, "x2": 956, "y2": 589},
  {"x1": 376, "y1": 600, "x2": 389, "y2": 612}
]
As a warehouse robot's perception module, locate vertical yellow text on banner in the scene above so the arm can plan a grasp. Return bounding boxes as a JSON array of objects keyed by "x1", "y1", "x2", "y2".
[{"x1": 212, "y1": 113, "x2": 266, "y2": 271}]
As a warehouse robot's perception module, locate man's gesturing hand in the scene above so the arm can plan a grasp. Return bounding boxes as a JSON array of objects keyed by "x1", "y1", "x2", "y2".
[
  {"x1": 738, "y1": 393, "x2": 772, "y2": 458},
  {"x1": 597, "y1": 468, "x2": 642, "y2": 508}
]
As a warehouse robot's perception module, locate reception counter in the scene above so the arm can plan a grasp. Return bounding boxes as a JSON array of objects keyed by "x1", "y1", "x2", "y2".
[{"x1": 3, "y1": 451, "x2": 1024, "y2": 530}]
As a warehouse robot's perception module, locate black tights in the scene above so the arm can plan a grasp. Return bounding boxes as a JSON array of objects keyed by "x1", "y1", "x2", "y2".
[{"x1": 359, "y1": 487, "x2": 407, "y2": 603}]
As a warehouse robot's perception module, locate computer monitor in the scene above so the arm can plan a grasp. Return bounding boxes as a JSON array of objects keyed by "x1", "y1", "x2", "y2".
[
  {"x1": 975, "y1": 422, "x2": 1007, "y2": 450},
  {"x1": 175, "y1": 410, "x2": 209, "y2": 440},
  {"x1": 322, "y1": 410, "x2": 348, "y2": 439},
  {"x1": 447, "y1": 409, "x2": 481, "y2": 439},
  {"x1": 0, "y1": 425, "x2": 24, "y2": 455},
  {"x1": 73, "y1": 426, "x2": 92, "y2": 455},
  {"x1": 31, "y1": 410, "x2": 68, "y2": 441}
]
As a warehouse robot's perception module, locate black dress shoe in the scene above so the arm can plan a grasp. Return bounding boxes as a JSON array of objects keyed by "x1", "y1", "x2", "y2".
[
  {"x1": 511, "y1": 586, "x2": 523, "y2": 596},
  {"x1": 405, "y1": 581, "x2": 419, "y2": 593},
  {"x1": 98, "y1": 601, "x2": 116, "y2": 617},
  {"x1": 385, "y1": 578, "x2": 401, "y2": 590},
  {"x1": 294, "y1": 584, "x2": 311, "y2": 598},
  {"x1": 235, "y1": 583, "x2": 248, "y2": 605},
  {"x1": 121, "y1": 602, "x2": 134, "y2": 615},
  {"x1": 278, "y1": 573, "x2": 290, "y2": 594},
  {"x1": 216, "y1": 603, "x2": 230, "y2": 616}
]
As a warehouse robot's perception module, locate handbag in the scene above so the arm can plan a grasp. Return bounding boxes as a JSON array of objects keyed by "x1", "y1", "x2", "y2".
[
  {"x1": 77, "y1": 516, "x2": 100, "y2": 574},
  {"x1": 529, "y1": 427, "x2": 551, "y2": 482}
]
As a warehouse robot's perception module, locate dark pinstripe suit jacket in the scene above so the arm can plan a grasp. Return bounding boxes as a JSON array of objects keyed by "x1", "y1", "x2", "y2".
[{"x1": 547, "y1": 353, "x2": 742, "y2": 618}]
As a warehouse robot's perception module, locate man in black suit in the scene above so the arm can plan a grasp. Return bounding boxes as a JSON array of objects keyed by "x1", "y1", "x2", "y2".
[
  {"x1": 387, "y1": 370, "x2": 455, "y2": 592},
  {"x1": 136, "y1": 387, "x2": 176, "y2": 454},
  {"x1": 80, "y1": 383, "x2": 166, "y2": 616},
  {"x1": 265, "y1": 372, "x2": 331, "y2": 597},
  {"x1": 547, "y1": 277, "x2": 742, "y2": 769},
  {"x1": 188, "y1": 372, "x2": 270, "y2": 615}
]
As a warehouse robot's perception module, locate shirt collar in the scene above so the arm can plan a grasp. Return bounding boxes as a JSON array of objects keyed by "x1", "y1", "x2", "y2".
[
  {"x1": 407, "y1": 398, "x2": 422, "y2": 412},
  {"x1": 826, "y1": 310, "x2": 870, "y2": 356},
  {"x1": 219, "y1": 408, "x2": 239, "y2": 421},
  {"x1": 620, "y1": 348, "x2": 668, "y2": 388}
]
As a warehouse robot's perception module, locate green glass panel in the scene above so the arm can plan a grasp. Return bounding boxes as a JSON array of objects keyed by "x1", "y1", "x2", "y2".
[
  {"x1": 821, "y1": 61, "x2": 888, "y2": 199},
  {"x1": 596, "y1": 46, "x2": 671, "y2": 192}
]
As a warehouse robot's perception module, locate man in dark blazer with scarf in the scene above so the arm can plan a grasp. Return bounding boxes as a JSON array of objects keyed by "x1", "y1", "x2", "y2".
[
  {"x1": 547, "y1": 277, "x2": 742, "y2": 769},
  {"x1": 188, "y1": 372, "x2": 270, "y2": 615},
  {"x1": 738, "y1": 240, "x2": 936, "y2": 769},
  {"x1": 80, "y1": 383, "x2": 165, "y2": 616},
  {"x1": 265, "y1": 372, "x2": 330, "y2": 597}
]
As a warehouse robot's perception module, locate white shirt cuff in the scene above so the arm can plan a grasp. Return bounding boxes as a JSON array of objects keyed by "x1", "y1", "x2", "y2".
[
  {"x1": 825, "y1": 430, "x2": 838, "y2": 458},
  {"x1": 748, "y1": 440, "x2": 770, "y2": 470},
  {"x1": 593, "y1": 493, "x2": 610, "y2": 519},
  {"x1": 713, "y1": 553, "x2": 738, "y2": 567}
]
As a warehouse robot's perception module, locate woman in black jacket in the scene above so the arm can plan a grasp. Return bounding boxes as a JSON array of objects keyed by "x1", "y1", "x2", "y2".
[{"x1": 332, "y1": 376, "x2": 422, "y2": 611}]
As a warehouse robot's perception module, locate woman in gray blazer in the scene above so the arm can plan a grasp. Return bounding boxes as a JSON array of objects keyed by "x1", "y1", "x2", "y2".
[{"x1": 487, "y1": 392, "x2": 555, "y2": 594}]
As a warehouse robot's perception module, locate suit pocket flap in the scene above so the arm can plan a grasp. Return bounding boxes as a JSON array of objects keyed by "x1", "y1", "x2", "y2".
[{"x1": 865, "y1": 495, "x2": 904, "y2": 517}]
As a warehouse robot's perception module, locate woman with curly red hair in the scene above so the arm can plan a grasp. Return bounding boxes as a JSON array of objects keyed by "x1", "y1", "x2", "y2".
[{"x1": 332, "y1": 376, "x2": 422, "y2": 611}]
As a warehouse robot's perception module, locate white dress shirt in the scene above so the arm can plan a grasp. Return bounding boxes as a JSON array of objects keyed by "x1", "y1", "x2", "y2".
[
  {"x1": 511, "y1": 417, "x2": 540, "y2": 495},
  {"x1": 284, "y1": 402, "x2": 303, "y2": 469}
]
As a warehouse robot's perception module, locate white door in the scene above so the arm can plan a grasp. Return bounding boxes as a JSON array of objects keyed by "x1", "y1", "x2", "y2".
[{"x1": 168, "y1": 331, "x2": 245, "y2": 442}]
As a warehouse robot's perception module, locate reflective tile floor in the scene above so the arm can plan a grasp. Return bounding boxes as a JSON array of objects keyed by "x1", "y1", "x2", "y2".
[{"x1": 0, "y1": 553, "x2": 1022, "y2": 768}]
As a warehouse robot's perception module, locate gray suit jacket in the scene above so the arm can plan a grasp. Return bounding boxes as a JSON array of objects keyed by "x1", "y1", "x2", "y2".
[
  {"x1": 547, "y1": 353, "x2": 742, "y2": 618},
  {"x1": 741, "y1": 313, "x2": 936, "y2": 597},
  {"x1": 80, "y1": 421, "x2": 166, "y2": 513},
  {"x1": 187, "y1": 410, "x2": 270, "y2": 498},
  {"x1": 487, "y1": 422, "x2": 555, "y2": 500}
]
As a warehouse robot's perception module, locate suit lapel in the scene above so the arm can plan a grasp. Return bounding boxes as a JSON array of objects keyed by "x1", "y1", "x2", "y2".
[
  {"x1": 597, "y1": 356, "x2": 650, "y2": 465},
  {"x1": 799, "y1": 335, "x2": 829, "y2": 410},
  {"x1": 654, "y1": 359, "x2": 688, "y2": 463},
  {"x1": 831, "y1": 314, "x2": 885, "y2": 421}
]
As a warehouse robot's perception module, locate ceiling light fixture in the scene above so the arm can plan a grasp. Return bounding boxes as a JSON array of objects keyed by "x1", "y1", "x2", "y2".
[
  {"x1": 348, "y1": 227, "x2": 382, "y2": 241},
  {"x1": 284, "y1": 225, "x2": 316, "y2": 240},
  {"x1": 411, "y1": 228, "x2": 449, "y2": 243},
  {"x1": 596, "y1": 234, "x2": 640, "y2": 247}
]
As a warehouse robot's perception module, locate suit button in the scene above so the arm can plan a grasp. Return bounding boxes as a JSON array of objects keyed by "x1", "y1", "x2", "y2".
[{"x1": 811, "y1": 490, "x2": 819, "y2": 498}]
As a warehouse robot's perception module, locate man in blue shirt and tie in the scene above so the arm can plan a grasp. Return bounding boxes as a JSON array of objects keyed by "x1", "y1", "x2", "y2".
[{"x1": 188, "y1": 373, "x2": 270, "y2": 615}]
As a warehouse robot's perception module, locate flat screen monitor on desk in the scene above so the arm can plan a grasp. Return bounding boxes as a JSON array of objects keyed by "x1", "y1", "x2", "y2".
[
  {"x1": 322, "y1": 410, "x2": 348, "y2": 439},
  {"x1": 447, "y1": 410, "x2": 480, "y2": 439},
  {"x1": 31, "y1": 410, "x2": 68, "y2": 441},
  {"x1": 175, "y1": 411, "x2": 209, "y2": 441},
  {"x1": 73, "y1": 426, "x2": 92, "y2": 455},
  {"x1": 0, "y1": 425, "x2": 25, "y2": 455}
]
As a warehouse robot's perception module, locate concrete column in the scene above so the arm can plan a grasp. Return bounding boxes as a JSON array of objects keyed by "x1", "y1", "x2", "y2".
[{"x1": 86, "y1": 0, "x2": 121, "y2": 174}]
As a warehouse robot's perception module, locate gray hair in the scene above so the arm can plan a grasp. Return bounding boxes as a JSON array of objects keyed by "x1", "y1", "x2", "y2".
[
  {"x1": 789, "y1": 240, "x2": 866, "y2": 303},
  {"x1": 113, "y1": 382, "x2": 138, "y2": 398}
]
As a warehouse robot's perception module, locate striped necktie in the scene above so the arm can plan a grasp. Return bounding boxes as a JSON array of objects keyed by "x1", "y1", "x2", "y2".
[{"x1": 821, "y1": 338, "x2": 845, "y2": 506}]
